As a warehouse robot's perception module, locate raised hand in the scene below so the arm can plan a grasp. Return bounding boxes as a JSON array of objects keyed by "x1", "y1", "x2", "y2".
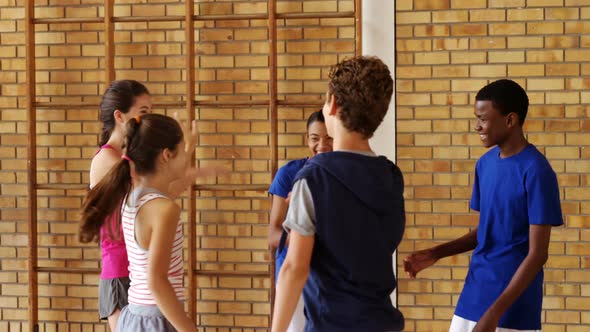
[
  {"x1": 403, "y1": 248, "x2": 438, "y2": 279},
  {"x1": 173, "y1": 112, "x2": 198, "y2": 153}
]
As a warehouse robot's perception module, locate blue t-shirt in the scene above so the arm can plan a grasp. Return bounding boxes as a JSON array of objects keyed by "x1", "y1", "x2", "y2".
[
  {"x1": 268, "y1": 158, "x2": 308, "y2": 281},
  {"x1": 455, "y1": 144, "x2": 563, "y2": 330},
  {"x1": 269, "y1": 158, "x2": 308, "y2": 199}
]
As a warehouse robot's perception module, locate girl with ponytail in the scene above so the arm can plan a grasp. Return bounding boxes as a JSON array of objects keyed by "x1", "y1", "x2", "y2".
[
  {"x1": 81, "y1": 80, "x2": 151, "y2": 331},
  {"x1": 81, "y1": 113, "x2": 199, "y2": 332}
]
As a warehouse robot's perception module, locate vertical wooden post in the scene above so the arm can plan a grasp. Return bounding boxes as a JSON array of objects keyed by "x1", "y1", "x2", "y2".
[
  {"x1": 268, "y1": 0, "x2": 278, "y2": 178},
  {"x1": 25, "y1": 0, "x2": 38, "y2": 330},
  {"x1": 268, "y1": 0, "x2": 278, "y2": 323},
  {"x1": 105, "y1": 0, "x2": 115, "y2": 83},
  {"x1": 185, "y1": 0, "x2": 197, "y2": 323},
  {"x1": 355, "y1": 0, "x2": 362, "y2": 56}
]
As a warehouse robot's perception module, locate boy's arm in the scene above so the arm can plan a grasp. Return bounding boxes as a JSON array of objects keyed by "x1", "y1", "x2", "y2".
[
  {"x1": 404, "y1": 228, "x2": 478, "y2": 278},
  {"x1": 405, "y1": 162, "x2": 481, "y2": 278},
  {"x1": 271, "y1": 179, "x2": 315, "y2": 331},
  {"x1": 473, "y1": 224, "x2": 551, "y2": 332},
  {"x1": 271, "y1": 231, "x2": 314, "y2": 332},
  {"x1": 430, "y1": 227, "x2": 479, "y2": 259}
]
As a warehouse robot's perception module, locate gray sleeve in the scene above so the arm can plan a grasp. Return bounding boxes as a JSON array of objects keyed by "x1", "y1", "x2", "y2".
[{"x1": 282, "y1": 178, "x2": 316, "y2": 236}]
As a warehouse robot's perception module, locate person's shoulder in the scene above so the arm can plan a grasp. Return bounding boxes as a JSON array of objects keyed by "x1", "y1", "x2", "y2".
[
  {"x1": 89, "y1": 148, "x2": 121, "y2": 187},
  {"x1": 278, "y1": 158, "x2": 308, "y2": 175},
  {"x1": 143, "y1": 197, "x2": 178, "y2": 212},
  {"x1": 524, "y1": 144, "x2": 550, "y2": 162},
  {"x1": 479, "y1": 146, "x2": 499, "y2": 161},
  {"x1": 523, "y1": 145, "x2": 556, "y2": 174},
  {"x1": 473, "y1": 146, "x2": 499, "y2": 172},
  {"x1": 139, "y1": 196, "x2": 180, "y2": 226},
  {"x1": 294, "y1": 156, "x2": 326, "y2": 181},
  {"x1": 283, "y1": 158, "x2": 307, "y2": 169},
  {"x1": 92, "y1": 147, "x2": 119, "y2": 166}
]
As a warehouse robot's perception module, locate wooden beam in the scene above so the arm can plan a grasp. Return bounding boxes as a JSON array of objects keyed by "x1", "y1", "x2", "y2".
[
  {"x1": 25, "y1": 0, "x2": 38, "y2": 330},
  {"x1": 268, "y1": 0, "x2": 278, "y2": 324},
  {"x1": 185, "y1": 0, "x2": 197, "y2": 323},
  {"x1": 355, "y1": 0, "x2": 362, "y2": 55},
  {"x1": 31, "y1": 12, "x2": 355, "y2": 25},
  {"x1": 105, "y1": 0, "x2": 115, "y2": 83}
]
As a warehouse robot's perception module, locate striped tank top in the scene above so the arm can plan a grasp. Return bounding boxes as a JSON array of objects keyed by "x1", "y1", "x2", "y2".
[{"x1": 121, "y1": 188, "x2": 185, "y2": 305}]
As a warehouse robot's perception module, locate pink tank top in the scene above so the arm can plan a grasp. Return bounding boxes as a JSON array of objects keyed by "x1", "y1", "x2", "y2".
[{"x1": 95, "y1": 144, "x2": 130, "y2": 279}]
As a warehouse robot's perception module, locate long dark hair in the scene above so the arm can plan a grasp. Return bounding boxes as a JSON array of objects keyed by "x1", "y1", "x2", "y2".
[
  {"x1": 99, "y1": 80, "x2": 150, "y2": 146},
  {"x1": 79, "y1": 113, "x2": 183, "y2": 243}
]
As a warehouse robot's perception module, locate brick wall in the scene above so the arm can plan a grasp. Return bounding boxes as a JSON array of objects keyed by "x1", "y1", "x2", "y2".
[
  {"x1": 396, "y1": 1, "x2": 589, "y2": 331},
  {"x1": 3, "y1": 0, "x2": 588, "y2": 331},
  {"x1": 0, "y1": 0, "x2": 355, "y2": 331}
]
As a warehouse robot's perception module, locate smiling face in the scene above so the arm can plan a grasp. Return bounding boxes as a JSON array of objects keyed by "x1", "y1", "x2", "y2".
[
  {"x1": 307, "y1": 120, "x2": 333, "y2": 155},
  {"x1": 474, "y1": 100, "x2": 512, "y2": 148}
]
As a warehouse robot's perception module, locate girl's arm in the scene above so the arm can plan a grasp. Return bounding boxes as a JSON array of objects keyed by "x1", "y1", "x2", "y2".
[
  {"x1": 268, "y1": 195, "x2": 289, "y2": 249},
  {"x1": 271, "y1": 230, "x2": 314, "y2": 332},
  {"x1": 140, "y1": 199, "x2": 197, "y2": 332}
]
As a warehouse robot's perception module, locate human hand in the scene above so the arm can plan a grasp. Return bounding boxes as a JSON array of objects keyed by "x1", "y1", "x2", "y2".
[
  {"x1": 403, "y1": 248, "x2": 438, "y2": 278},
  {"x1": 174, "y1": 112, "x2": 198, "y2": 153},
  {"x1": 472, "y1": 312, "x2": 499, "y2": 332}
]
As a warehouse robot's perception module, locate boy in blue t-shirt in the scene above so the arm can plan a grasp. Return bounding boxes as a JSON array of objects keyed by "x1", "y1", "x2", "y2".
[{"x1": 404, "y1": 79, "x2": 563, "y2": 332}]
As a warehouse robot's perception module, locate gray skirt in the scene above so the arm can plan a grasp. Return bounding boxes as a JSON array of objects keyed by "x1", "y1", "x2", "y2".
[
  {"x1": 116, "y1": 303, "x2": 177, "y2": 332},
  {"x1": 98, "y1": 277, "x2": 130, "y2": 320}
]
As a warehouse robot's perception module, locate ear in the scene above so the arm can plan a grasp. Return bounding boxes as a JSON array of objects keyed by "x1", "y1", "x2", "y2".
[
  {"x1": 506, "y1": 112, "x2": 518, "y2": 128},
  {"x1": 113, "y1": 110, "x2": 125, "y2": 124},
  {"x1": 328, "y1": 94, "x2": 338, "y2": 116},
  {"x1": 161, "y1": 148, "x2": 172, "y2": 164}
]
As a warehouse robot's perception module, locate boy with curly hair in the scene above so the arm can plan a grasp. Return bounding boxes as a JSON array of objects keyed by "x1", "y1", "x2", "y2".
[{"x1": 272, "y1": 56, "x2": 406, "y2": 332}]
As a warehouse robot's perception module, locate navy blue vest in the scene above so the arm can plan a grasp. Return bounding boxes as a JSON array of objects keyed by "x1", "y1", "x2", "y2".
[{"x1": 294, "y1": 152, "x2": 405, "y2": 332}]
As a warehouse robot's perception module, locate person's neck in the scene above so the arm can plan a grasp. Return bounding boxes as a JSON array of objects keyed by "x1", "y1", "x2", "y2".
[
  {"x1": 498, "y1": 131, "x2": 528, "y2": 159},
  {"x1": 135, "y1": 173, "x2": 172, "y2": 197},
  {"x1": 332, "y1": 126, "x2": 372, "y2": 152},
  {"x1": 106, "y1": 131, "x2": 124, "y2": 154}
]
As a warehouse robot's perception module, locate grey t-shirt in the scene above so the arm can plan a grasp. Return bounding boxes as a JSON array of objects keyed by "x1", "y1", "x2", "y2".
[{"x1": 283, "y1": 150, "x2": 377, "y2": 237}]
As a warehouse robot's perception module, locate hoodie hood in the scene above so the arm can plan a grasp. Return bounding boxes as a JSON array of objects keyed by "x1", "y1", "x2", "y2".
[{"x1": 307, "y1": 151, "x2": 403, "y2": 216}]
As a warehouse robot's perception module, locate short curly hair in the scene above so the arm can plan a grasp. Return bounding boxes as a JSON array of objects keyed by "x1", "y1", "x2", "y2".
[{"x1": 328, "y1": 56, "x2": 393, "y2": 139}]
